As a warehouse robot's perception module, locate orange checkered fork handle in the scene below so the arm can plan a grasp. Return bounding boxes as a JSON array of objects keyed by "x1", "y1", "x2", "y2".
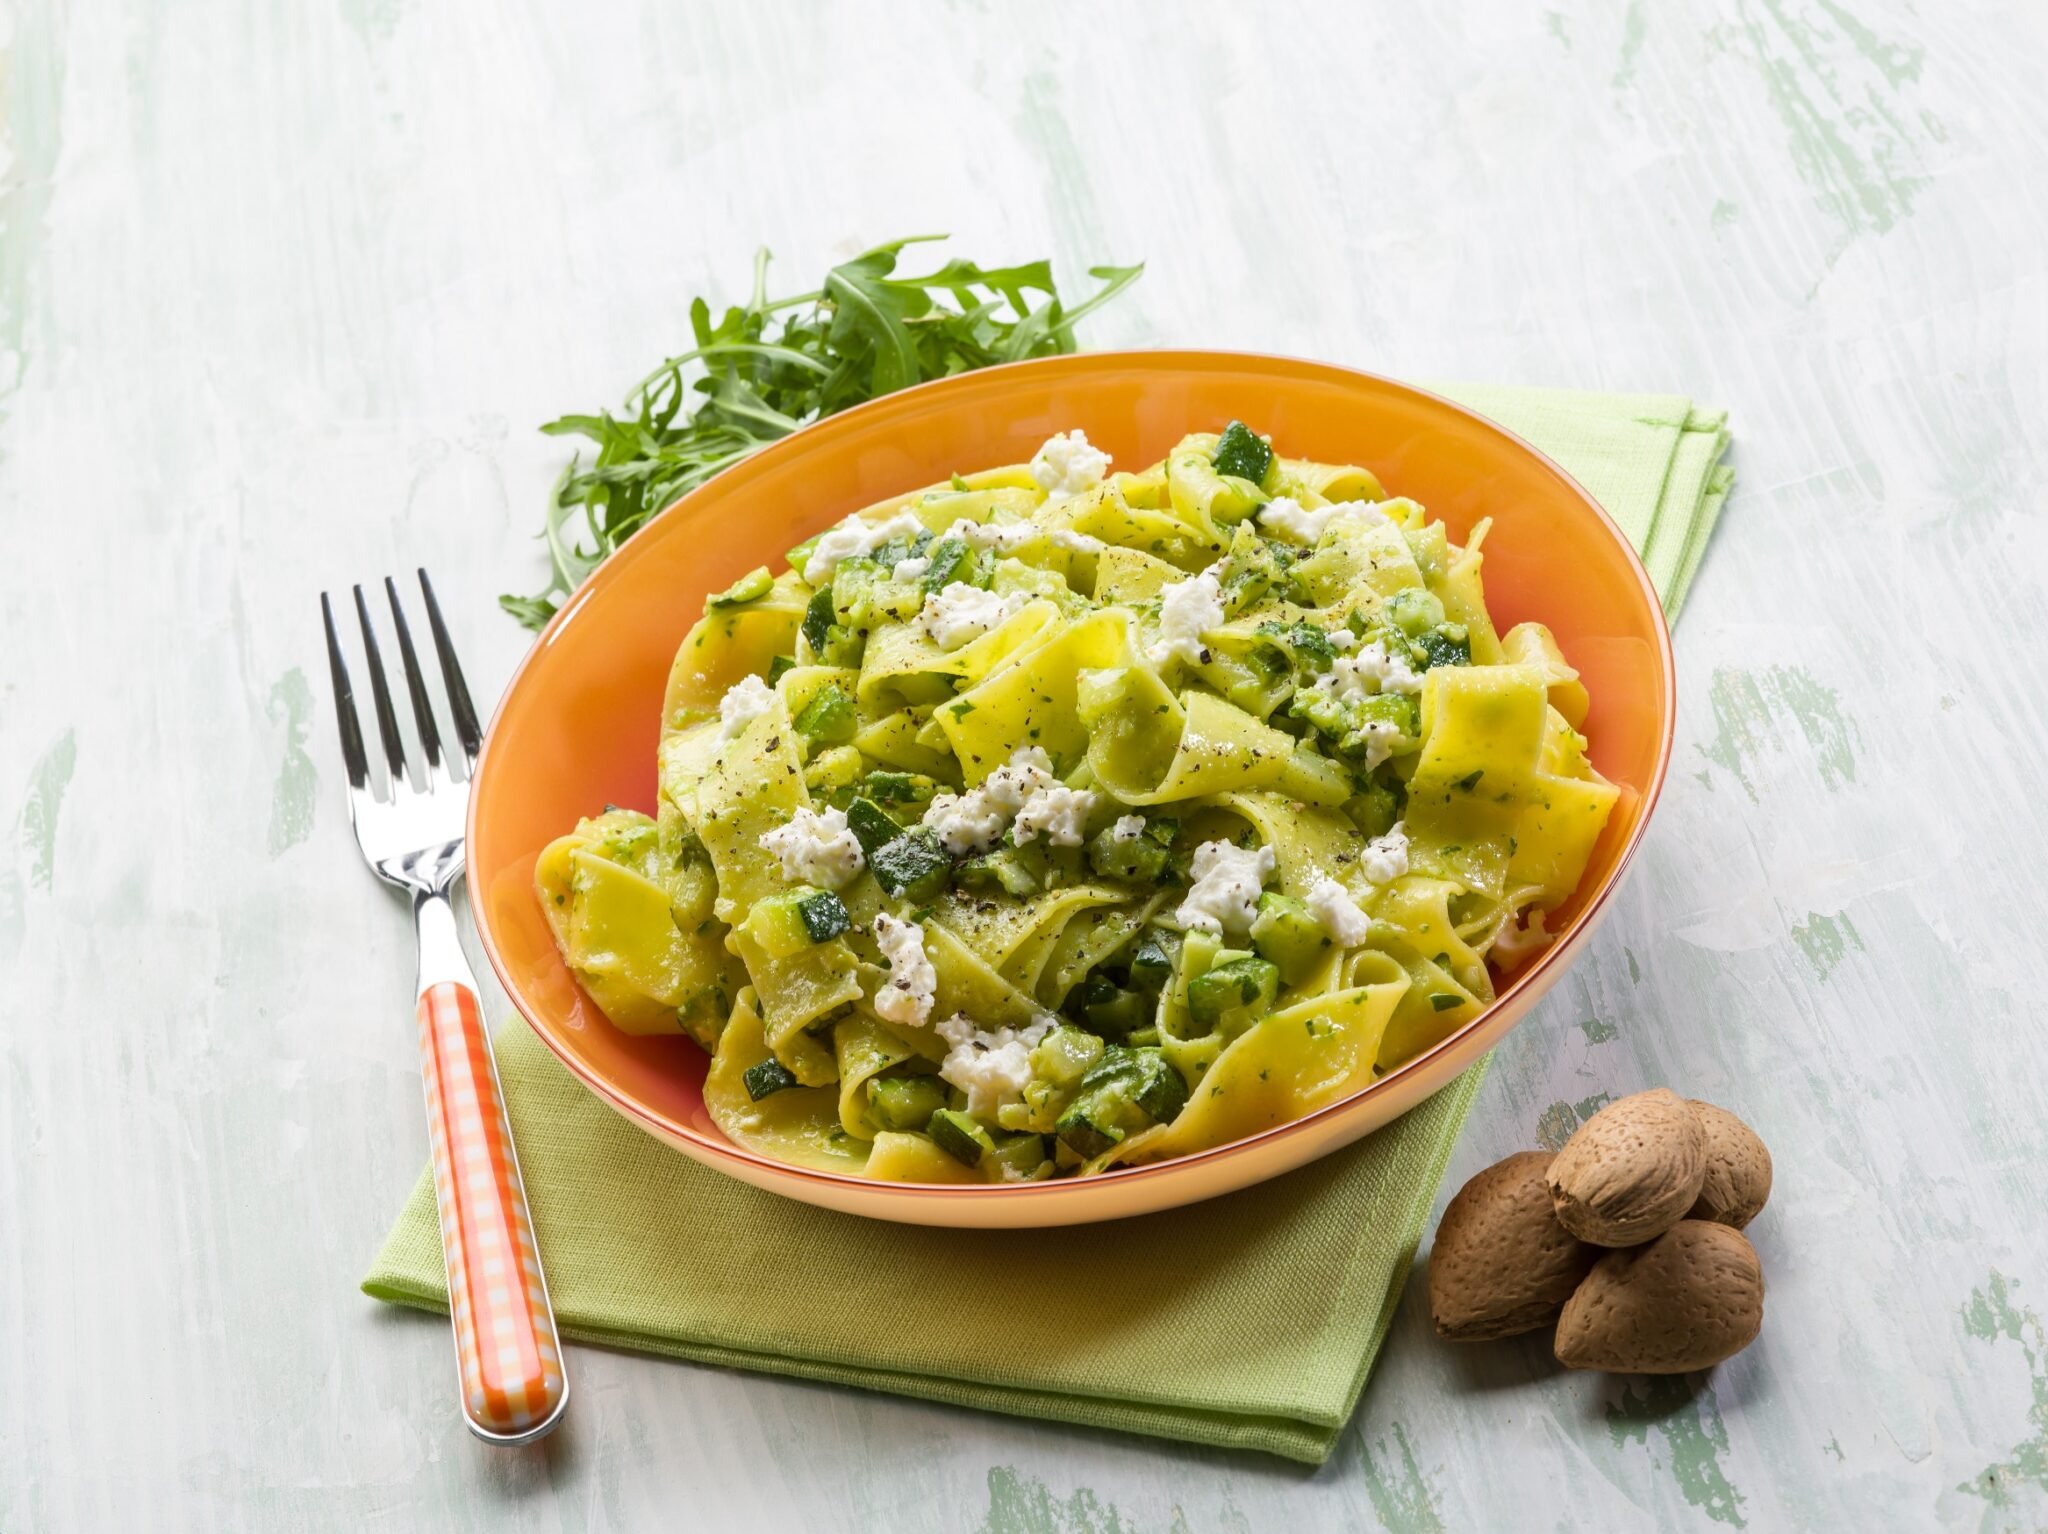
[{"x1": 415, "y1": 980, "x2": 567, "y2": 1442}]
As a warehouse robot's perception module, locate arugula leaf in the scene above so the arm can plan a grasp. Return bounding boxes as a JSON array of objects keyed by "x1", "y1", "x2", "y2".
[
  {"x1": 825, "y1": 240, "x2": 928, "y2": 396},
  {"x1": 503, "y1": 238, "x2": 1144, "y2": 628}
]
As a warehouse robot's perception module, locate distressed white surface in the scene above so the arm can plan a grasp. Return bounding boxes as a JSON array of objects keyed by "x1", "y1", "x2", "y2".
[{"x1": 4, "y1": 0, "x2": 2047, "y2": 1529}]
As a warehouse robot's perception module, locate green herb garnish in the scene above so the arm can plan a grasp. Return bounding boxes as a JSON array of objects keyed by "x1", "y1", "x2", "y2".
[{"x1": 502, "y1": 237, "x2": 1144, "y2": 628}]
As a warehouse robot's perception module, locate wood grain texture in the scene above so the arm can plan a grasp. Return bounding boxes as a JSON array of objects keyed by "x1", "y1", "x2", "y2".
[{"x1": 4, "y1": 0, "x2": 2046, "y2": 1528}]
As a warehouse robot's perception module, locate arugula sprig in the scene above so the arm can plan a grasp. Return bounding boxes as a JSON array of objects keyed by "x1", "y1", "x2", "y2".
[{"x1": 502, "y1": 236, "x2": 1144, "y2": 628}]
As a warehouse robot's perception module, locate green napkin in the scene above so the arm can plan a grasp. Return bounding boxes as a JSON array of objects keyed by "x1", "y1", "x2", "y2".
[
  {"x1": 364, "y1": 384, "x2": 1730, "y2": 1464},
  {"x1": 1440, "y1": 385, "x2": 1732, "y2": 613}
]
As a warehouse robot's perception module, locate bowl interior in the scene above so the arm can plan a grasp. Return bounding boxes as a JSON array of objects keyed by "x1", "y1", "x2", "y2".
[{"x1": 470, "y1": 352, "x2": 1672, "y2": 1171}]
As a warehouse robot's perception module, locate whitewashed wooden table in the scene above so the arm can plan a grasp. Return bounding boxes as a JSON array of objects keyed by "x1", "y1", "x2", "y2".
[{"x1": 6, "y1": 1, "x2": 2046, "y2": 1528}]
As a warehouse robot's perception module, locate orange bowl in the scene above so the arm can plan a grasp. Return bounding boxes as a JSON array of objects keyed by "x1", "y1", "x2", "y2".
[{"x1": 469, "y1": 351, "x2": 1675, "y2": 1228}]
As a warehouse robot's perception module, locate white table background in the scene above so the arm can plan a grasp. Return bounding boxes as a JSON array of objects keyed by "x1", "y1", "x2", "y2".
[{"x1": 5, "y1": 1, "x2": 2046, "y2": 1528}]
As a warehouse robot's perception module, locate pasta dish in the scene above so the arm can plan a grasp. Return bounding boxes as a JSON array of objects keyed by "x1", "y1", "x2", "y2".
[{"x1": 536, "y1": 423, "x2": 1616, "y2": 1182}]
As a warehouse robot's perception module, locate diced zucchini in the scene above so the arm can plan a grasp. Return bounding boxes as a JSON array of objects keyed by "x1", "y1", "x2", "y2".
[
  {"x1": 929, "y1": 1108, "x2": 996, "y2": 1167},
  {"x1": 1030, "y1": 1026, "x2": 1105, "y2": 1088},
  {"x1": 800, "y1": 585, "x2": 834, "y2": 656},
  {"x1": 1245, "y1": 640, "x2": 1292, "y2": 685},
  {"x1": 1085, "y1": 815, "x2": 1176, "y2": 883},
  {"x1": 795, "y1": 567, "x2": 871, "y2": 665},
  {"x1": 820, "y1": 628, "x2": 866, "y2": 667},
  {"x1": 742, "y1": 888, "x2": 835, "y2": 960},
  {"x1": 844, "y1": 797, "x2": 904, "y2": 859},
  {"x1": 1053, "y1": 1103, "x2": 1124, "y2": 1160},
  {"x1": 1035, "y1": 842, "x2": 1085, "y2": 892},
  {"x1": 1292, "y1": 684, "x2": 1422, "y2": 763},
  {"x1": 1212, "y1": 420, "x2": 1275, "y2": 486},
  {"x1": 1250, "y1": 892, "x2": 1330, "y2": 985},
  {"x1": 1077, "y1": 973, "x2": 1150, "y2": 1037},
  {"x1": 1353, "y1": 691, "x2": 1420, "y2": 736},
  {"x1": 1087, "y1": 987, "x2": 1151, "y2": 1037},
  {"x1": 793, "y1": 681, "x2": 857, "y2": 745},
  {"x1": 1187, "y1": 954, "x2": 1281, "y2": 1032},
  {"x1": 1416, "y1": 627, "x2": 1472, "y2": 670},
  {"x1": 830, "y1": 559, "x2": 901, "y2": 635},
  {"x1": 996, "y1": 1078, "x2": 1064, "y2": 1135},
  {"x1": 955, "y1": 844, "x2": 1042, "y2": 898},
  {"x1": 1113, "y1": 1047, "x2": 1190, "y2": 1123},
  {"x1": 1383, "y1": 588, "x2": 1447, "y2": 638},
  {"x1": 861, "y1": 770, "x2": 939, "y2": 805},
  {"x1": 1054, "y1": 1045, "x2": 1188, "y2": 1157},
  {"x1": 1175, "y1": 929, "x2": 1224, "y2": 987},
  {"x1": 1128, "y1": 933, "x2": 1177, "y2": 993},
  {"x1": 796, "y1": 888, "x2": 851, "y2": 942},
  {"x1": 1344, "y1": 776, "x2": 1405, "y2": 841},
  {"x1": 988, "y1": 1132, "x2": 1051, "y2": 1182},
  {"x1": 1184, "y1": 951, "x2": 1245, "y2": 1028},
  {"x1": 867, "y1": 1074, "x2": 947, "y2": 1133},
  {"x1": 869, "y1": 530, "x2": 930, "y2": 571},
  {"x1": 920, "y1": 536, "x2": 980, "y2": 592},
  {"x1": 743, "y1": 1058, "x2": 799, "y2": 1101},
  {"x1": 708, "y1": 566, "x2": 773, "y2": 607},
  {"x1": 870, "y1": 829, "x2": 952, "y2": 901},
  {"x1": 767, "y1": 654, "x2": 798, "y2": 683}
]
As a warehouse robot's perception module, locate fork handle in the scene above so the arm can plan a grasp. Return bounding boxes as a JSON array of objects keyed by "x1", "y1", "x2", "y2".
[{"x1": 412, "y1": 889, "x2": 568, "y2": 1444}]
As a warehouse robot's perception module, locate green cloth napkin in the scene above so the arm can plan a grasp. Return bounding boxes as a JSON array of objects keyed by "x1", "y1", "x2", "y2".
[
  {"x1": 1441, "y1": 384, "x2": 1732, "y2": 613},
  {"x1": 364, "y1": 383, "x2": 1730, "y2": 1464}
]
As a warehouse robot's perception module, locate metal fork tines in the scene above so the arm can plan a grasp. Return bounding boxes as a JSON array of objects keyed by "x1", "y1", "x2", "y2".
[{"x1": 320, "y1": 569, "x2": 482, "y2": 895}]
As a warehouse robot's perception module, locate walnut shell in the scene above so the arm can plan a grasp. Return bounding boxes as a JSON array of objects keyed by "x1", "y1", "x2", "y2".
[
  {"x1": 1430, "y1": 1151, "x2": 1599, "y2": 1340},
  {"x1": 1554, "y1": 1220, "x2": 1765, "y2": 1373},
  {"x1": 1686, "y1": 1100, "x2": 1773, "y2": 1229},
  {"x1": 1548, "y1": 1088, "x2": 1706, "y2": 1246}
]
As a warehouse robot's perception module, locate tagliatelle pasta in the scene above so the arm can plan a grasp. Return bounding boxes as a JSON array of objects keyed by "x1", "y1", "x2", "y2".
[{"x1": 535, "y1": 424, "x2": 1617, "y2": 1182}]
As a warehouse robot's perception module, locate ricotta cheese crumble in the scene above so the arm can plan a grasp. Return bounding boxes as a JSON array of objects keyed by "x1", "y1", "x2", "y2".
[
  {"x1": 716, "y1": 674, "x2": 778, "y2": 742},
  {"x1": 1029, "y1": 429, "x2": 1112, "y2": 500},
  {"x1": 1306, "y1": 874, "x2": 1370, "y2": 946},
  {"x1": 935, "y1": 1013, "x2": 1054, "y2": 1118},
  {"x1": 1360, "y1": 824, "x2": 1411, "y2": 885},
  {"x1": 921, "y1": 746, "x2": 1097, "y2": 853},
  {"x1": 1175, "y1": 839, "x2": 1278, "y2": 935},
  {"x1": 803, "y1": 509, "x2": 927, "y2": 584},
  {"x1": 872, "y1": 913, "x2": 937, "y2": 1027},
  {"x1": 1148, "y1": 565, "x2": 1225, "y2": 667},
  {"x1": 758, "y1": 807, "x2": 864, "y2": 889}
]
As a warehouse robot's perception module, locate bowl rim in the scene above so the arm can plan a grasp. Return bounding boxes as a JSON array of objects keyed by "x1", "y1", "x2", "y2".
[{"x1": 469, "y1": 347, "x2": 1677, "y2": 1199}]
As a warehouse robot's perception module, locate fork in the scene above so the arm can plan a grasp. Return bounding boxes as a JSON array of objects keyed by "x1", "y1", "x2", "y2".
[{"x1": 321, "y1": 569, "x2": 568, "y2": 1446}]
